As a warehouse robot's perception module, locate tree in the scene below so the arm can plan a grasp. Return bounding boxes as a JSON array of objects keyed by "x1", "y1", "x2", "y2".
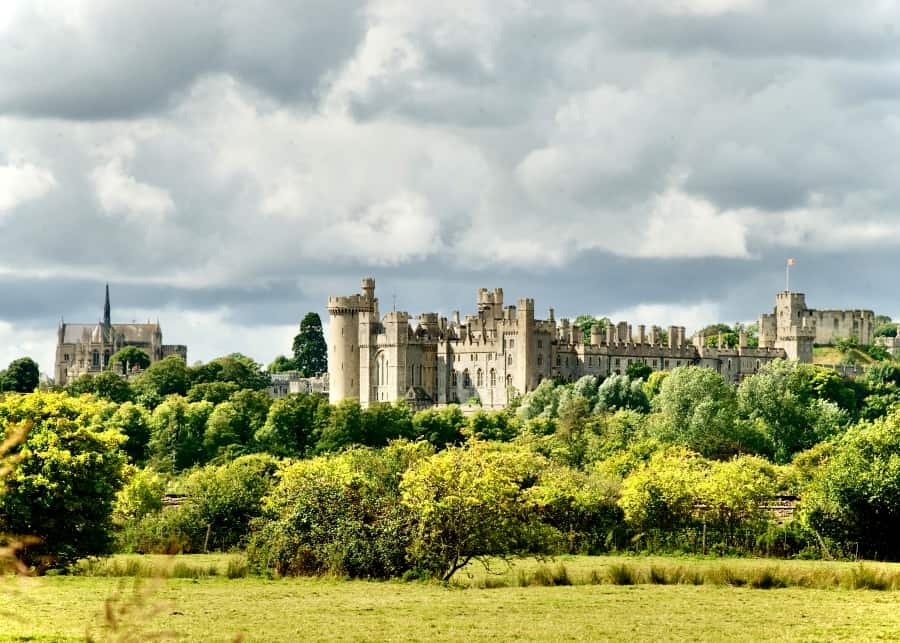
[
  {"x1": 267, "y1": 355, "x2": 297, "y2": 373},
  {"x1": 107, "y1": 402, "x2": 152, "y2": 463},
  {"x1": 315, "y1": 399, "x2": 362, "y2": 453},
  {"x1": 66, "y1": 371, "x2": 133, "y2": 404},
  {"x1": 573, "y1": 315, "x2": 610, "y2": 343},
  {"x1": 109, "y1": 346, "x2": 151, "y2": 374},
  {"x1": 800, "y1": 409, "x2": 900, "y2": 560},
  {"x1": 411, "y1": 406, "x2": 466, "y2": 448},
  {"x1": 147, "y1": 397, "x2": 214, "y2": 471},
  {"x1": 132, "y1": 356, "x2": 189, "y2": 408},
  {"x1": 652, "y1": 366, "x2": 754, "y2": 459},
  {"x1": 625, "y1": 362, "x2": 653, "y2": 382},
  {"x1": 594, "y1": 374, "x2": 649, "y2": 414},
  {"x1": 255, "y1": 393, "x2": 330, "y2": 457},
  {"x1": 189, "y1": 355, "x2": 269, "y2": 391},
  {"x1": 1, "y1": 357, "x2": 39, "y2": 393},
  {"x1": 738, "y1": 360, "x2": 851, "y2": 463},
  {"x1": 400, "y1": 442, "x2": 548, "y2": 580},
  {"x1": 292, "y1": 313, "x2": 327, "y2": 377},
  {"x1": 187, "y1": 381, "x2": 240, "y2": 405},
  {"x1": 0, "y1": 392, "x2": 127, "y2": 566}
]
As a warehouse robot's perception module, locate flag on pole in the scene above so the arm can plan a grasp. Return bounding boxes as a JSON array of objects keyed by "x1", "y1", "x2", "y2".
[{"x1": 787, "y1": 258, "x2": 795, "y2": 266}]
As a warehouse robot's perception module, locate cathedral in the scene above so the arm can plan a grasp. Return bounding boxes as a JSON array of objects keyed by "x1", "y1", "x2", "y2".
[{"x1": 54, "y1": 285, "x2": 187, "y2": 385}]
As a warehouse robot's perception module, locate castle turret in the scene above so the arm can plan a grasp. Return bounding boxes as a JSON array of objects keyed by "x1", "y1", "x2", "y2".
[
  {"x1": 774, "y1": 291, "x2": 815, "y2": 362},
  {"x1": 328, "y1": 278, "x2": 377, "y2": 403}
]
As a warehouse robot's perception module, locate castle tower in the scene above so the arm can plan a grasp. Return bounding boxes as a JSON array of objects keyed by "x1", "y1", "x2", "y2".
[
  {"x1": 774, "y1": 292, "x2": 815, "y2": 363},
  {"x1": 328, "y1": 278, "x2": 376, "y2": 404}
]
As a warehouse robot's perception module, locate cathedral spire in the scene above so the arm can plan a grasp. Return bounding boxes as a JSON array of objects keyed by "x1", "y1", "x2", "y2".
[{"x1": 103, "y1": 283, "x2": 111, "y2": 327}]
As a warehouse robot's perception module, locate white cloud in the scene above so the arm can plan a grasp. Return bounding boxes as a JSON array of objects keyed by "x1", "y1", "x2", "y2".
[
  {"x1": 91, "y1": 157, "x2": 175, "y2": 219},
  {"x1": 0, "y1": 159, "x2": 56, "y2": 213},
  {"x1": 602, "y1": 301, "x2": 723, "y2": 336}
]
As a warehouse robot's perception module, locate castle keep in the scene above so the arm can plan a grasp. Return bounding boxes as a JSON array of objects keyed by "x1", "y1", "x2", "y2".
[
  {"x1": 54, "y1": 285, "x2": 187, "y2": 385},
  {"x1": 330, "y1": 278, "x2": 868, "y2": 410}
]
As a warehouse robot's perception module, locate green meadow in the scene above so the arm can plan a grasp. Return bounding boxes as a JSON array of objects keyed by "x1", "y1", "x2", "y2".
[{"x1": 3, "y1": 555, "x2": 900, "y2": 642}]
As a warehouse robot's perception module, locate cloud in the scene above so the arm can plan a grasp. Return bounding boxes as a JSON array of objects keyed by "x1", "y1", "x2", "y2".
[
  {"x1": 0, "y1": 160, "x2": 56, "y2": 214},
  {"x1": 91, "y1": 158, "x2": 175, "y2": 219},
  {"x1": 1, "y1": 2, "x2": 900, "y2": 375}
]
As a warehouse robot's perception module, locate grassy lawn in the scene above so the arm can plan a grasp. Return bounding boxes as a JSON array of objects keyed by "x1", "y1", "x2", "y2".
[
  {"x1": 2, "y1": 555, "x2": 900, "y2": 642},
  {"x1": 812, "y1": 346, "x2": 873, "y2": 366}
]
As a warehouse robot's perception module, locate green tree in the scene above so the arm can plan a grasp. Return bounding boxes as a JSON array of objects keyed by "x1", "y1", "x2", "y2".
[
  {"x1": 132, "y1": 356, "x2": 190, "y2": 408},
  {"x1": 316, "y1": 399, "x2": 363, "y2": 453},
  {"x1": 66, "y1": 371, "x2": 133, "y2": 404},
  {"x1": 114, "y1": 467, "x2": 166, "y2": 521},
  {"x1": 108, "y1": 346, "x2": 151, "y2": 374},
  {"x1": 189, "y1": 354, "x2": 269, "y2": 391},
  {"x1": 0, "y1": 392, "x2": 127, "y2": 566},
  {"x1": 800, "y1": 409, "x2": 900, "y2": 559},
  {"x1": 625, "y1": 362, "x2": 653, "y2": 382},
  {"x1": 107, "y1": 401, "x2": 152, "y2": 463},
  {"x1": 147, "y1": 397, "x2": 214, "y2": 471},
  {"x1": 652, "y1": 366, "x2": 753, "y2": 459},
  {"x1": 255, "y1": 393, "x2": 330, "y2": 457},
  {"x1": 292, "y1": 313, "x2": 328, "y2": 377},
  {"x1": 411, "y1": 406, "x2": 466, "y2": 448},
  {"x1": 1, "y1": 357, "x2": 39, "y2": 393},
  {"x1": 595, "y1": 374, "x2": 649, "y2": 414},
  {"x1": 267, "y1": 355, "x2": 297, "y2": 373},
  {"x1": 362, "y1": 402, "x2": 414, "y2": 446},
  {"x1": 187, "y1": 381, "x2": 240, "y2": 405},
  {"x1": 400, "y1": 441, "x2": 549, "y2": 580},
  {"x1": 573, "y1": 315, "x2": 610, "y2": 343}
]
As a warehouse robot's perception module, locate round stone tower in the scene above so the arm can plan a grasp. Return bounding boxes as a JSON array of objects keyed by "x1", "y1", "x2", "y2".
[{"x1": 327, "y1": 278, "x2": 376, "y2": 404}]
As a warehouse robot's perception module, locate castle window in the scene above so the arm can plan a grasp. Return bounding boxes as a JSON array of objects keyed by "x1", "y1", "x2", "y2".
[
  {"x1": 756, "y1": 360, "x2": 761, "y2": 371},
  {"x1": 556, "y1": 355, "x2": 561, "y2": 366},
  {"x1": 463, "y1": 370, "x2": 471, "y2": 387},
  {"x1": 537, "y1": 355, "x2": 543, "y2": 367},
  {"x1": 92, "y1": 351, "x2": 100, "y2": 368},
  {"x1": 727, "y1": 358, "x2": 732, "y2": 371},
  {"x1": 476, "y1": 369, "x2": 483, "y2": 387},
  {"x1": 614, "y1": 358, "x2": 619, "y2": 367},
  {"x1": 451, "y1": 370, "x2": 458, "y2": 387},
  {"x1": 509, "y1": 339, "x2": 515, "y2": 349},
  {"x1": 507, "y1": 354, "x2": 513, "y2": 365},
  {"x1": 506, "y1": 374, "x2": 512, "y2": 388},
  {"x1": 489, "y1": 369, "x2": 496, "y2": 387},
  {"x1": 64, "y1": 353, "x2": 69, "y2": 362},
  {"x1": 537, "y1": 340, "x2": 543, "y2": 349}
]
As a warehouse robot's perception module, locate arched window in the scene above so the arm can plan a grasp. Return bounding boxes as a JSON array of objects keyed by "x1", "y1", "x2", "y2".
[
  {"x1": 537, "y1": 355, "x2": 543, "y2": 367},
  {"x1": 451, "y1": 370, "x2": 458, "y2": 386},
  {"x1": 489, "y1": 369, "x2": 496, "y2": 387},
  {"x1": 92, "y1": 351, "x2": 100, "y2": 368},
  {"x1": 476, "y1": 369, "x2": 483, "y2": 387},
  {"x1": 507, "y1": 354, "x2": 513, "y2": 365},
  {"x1": 727, "y1": 358, "x2": 732, "y2": 371},
  {"x1": 506, "y1": 374, "x2": 513, "y2": 388},
  {"x1": 463, "y1": 369, "x2": 471, "y2": 387}
]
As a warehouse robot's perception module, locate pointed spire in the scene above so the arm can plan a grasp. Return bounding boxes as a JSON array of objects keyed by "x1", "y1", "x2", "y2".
[{"x1": 103, "y1": 283, "x2": 111, "y2": 327}]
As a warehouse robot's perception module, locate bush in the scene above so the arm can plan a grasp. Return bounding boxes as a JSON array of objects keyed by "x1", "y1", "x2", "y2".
[{"x1": 0, "y1": 392, "x2": 127, "y2": 568}]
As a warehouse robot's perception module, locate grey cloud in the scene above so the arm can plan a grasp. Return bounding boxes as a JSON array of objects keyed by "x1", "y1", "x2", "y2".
[{"x1": 0, "y1": 0, "x2": 366, "y2": 120}]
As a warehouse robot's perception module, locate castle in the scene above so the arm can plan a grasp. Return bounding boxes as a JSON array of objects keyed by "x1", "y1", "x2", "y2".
[
  {"x1": 54, "y1": 285, "x2": 187, "y2": 385},
  {"x1": 328, "y1": 278, "x2": 873, "y2": 410}
]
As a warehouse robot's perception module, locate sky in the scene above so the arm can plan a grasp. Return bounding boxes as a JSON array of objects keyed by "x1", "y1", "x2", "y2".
[{"x1": 1, "y1": 0, "x2": 900, "y2": 376}]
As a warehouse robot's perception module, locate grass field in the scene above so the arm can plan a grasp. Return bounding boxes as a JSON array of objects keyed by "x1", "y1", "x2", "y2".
[{"x1": 3, "y1": 555, "x2": 900, "y2": 642}]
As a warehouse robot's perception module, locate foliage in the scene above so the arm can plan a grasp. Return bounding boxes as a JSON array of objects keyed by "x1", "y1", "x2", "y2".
[
  {"x1": 0, "y1": 392, "x2": 127, "y2": 567},
  {"x1": 874, "y1": 322, "x2": 897, "y2": 338},
  {"x1": 247, "y1": 445, "x2": 426, "y2": 578},
  {"x1": 411, "y1": 405, "x2": 466, "y2": 448},
  {"x1": 147, "y1": 396, "x2": 214, "y2": 472},
  {"x1": 292, "y1": 312, "x2": 328, "y2": 377},
  {"x1": 255, "y1": 392, "x2": 330, "y2": 457},
  {"x1": 517, "y1": 379, "x2": 561, "y2": 419},
  {"x1": 66, "y1": 371, "x2": 134, "y2": 404},
  {"x1": 625, "y1": 362, "x2": 653, "y2": 382},
  {"x1": 652, "y1": 366, "x2": 754, "y2": 459},
  {"x1": 619, "y1": 448, "x2": 706, "y2": 533},
  {"x1": 106, "y1": 401, "x2": 152, "y2": 463},
  {"x1": 108, "y1": 346, "x2": 151, "y2": 374},
  {"x1": 189, "y1": 354, "x2": 270, "y2": 391},
  {"x1": 642, "y1": 370, "x2": 669, "y2": 401},
  {"x1": 132, "y1": 356, "x2": 190, "y2": 408},
  {"x1": 466, "y1": 409, "x2": 517, "y2": 441},
  {"x1": 187, "y1": 381, "x2": 240, "y2": 405},
  {"x1": 400, "y1": 441, "x2": 549, "y2": 580},
  {"x1": 595, "y1": 374, "x2": 649, "y2": 414},
  {"x1": 1, "y1": 357, "x2": 40, "y2": 393},
  {"x1": 267, "y1": 354, "x2": 298, "y2": 373},
  {"x1": 114, "y1": 467, "x2": 166, "y2": 521},
  {"x1": 573, "y1": 315, "x2": 610, "y2": 343},
  {"x1": 738, "y1": 360, "x2": 851, "y2": 462},
  {"x1": 801, "y1": 409, "x2": 900, "y2": 560}
]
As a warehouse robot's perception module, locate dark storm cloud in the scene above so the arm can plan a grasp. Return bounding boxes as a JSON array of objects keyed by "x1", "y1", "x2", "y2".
[{"x1": 0, "y1": 0, "x2": 366, "y2": 119}]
